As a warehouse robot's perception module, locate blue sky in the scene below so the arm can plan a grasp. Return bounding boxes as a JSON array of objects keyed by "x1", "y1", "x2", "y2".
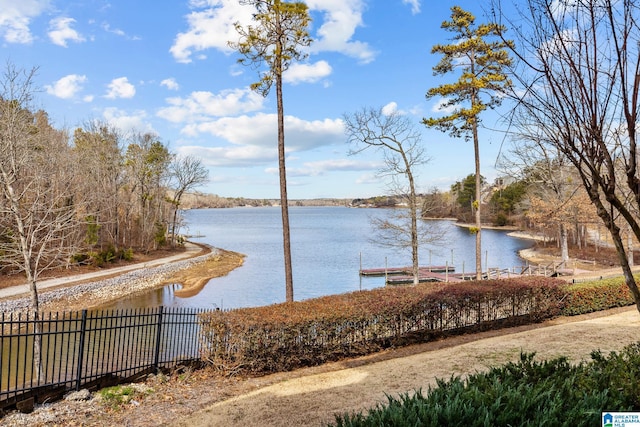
[{"x1": 1, "y1": 0, "x2": 512, "y2": 199}]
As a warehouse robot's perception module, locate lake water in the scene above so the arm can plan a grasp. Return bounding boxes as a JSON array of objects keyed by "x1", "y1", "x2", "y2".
[{"x1": 104, "y1": 207, "x2": 533, "y2": 310}]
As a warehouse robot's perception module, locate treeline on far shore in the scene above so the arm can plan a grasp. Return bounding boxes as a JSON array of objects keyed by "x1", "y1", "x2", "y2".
[
  {"x1": 179, "y1": 192, "x2": 353, "y2": 209},
  {"x1": 178, "y1": 193, "x2": 417, "y2": 209}
]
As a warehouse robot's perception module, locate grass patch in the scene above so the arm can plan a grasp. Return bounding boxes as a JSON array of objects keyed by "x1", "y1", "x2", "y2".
[
  {"x1": 329, "y1": 343, "x2": 640, "y2": 427},
  {"x1": 98, "y1": 383, "x2": 154, "y2": 411}
]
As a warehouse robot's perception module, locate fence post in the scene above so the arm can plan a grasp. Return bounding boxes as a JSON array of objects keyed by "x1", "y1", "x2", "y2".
[
  {"x1": 153, "y1": 306, "x2": 165, "y2": 372},
  {"x1": 75, "y1": 310, "x2": 88, "y2": 391}
]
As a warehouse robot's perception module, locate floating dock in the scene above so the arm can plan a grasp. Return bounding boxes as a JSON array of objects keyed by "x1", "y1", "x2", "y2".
[
  {"x1": 360, "y1": 265, "x2": 466, "y2": 284},
  {"x1": 385, "y1": 271, "x2": 469, "y2": 284},
  {"x1": 359, "y1": 266, "x2": 455, "y2": 277},
  {"x1": 360, "y1": 265, "x2": 544, "y2": 285}
]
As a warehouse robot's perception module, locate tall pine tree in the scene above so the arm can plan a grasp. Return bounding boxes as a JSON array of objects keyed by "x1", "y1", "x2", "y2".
[
  {"x1": 231, "y1": 0, "x2": 312, "y2": 302},
  {"x1": 424, "y1": 6, "x2": 512, "y2": 280}
]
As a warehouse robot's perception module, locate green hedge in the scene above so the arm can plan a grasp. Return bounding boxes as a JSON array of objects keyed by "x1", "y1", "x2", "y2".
[
  {"x1": 562, "y1": 275, "x2": 637, "y2": 315},
  {"x1": 329, "y1": 343, "x2": 640, "y2": 427},
  {"x1": 199, "y1": 277, "x2": 565, "y2": 375}
]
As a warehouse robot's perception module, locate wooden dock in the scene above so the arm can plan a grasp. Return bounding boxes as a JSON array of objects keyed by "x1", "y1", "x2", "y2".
[
  {"x1": 386, "y1": 271, "x2": 469, "y2": 284},
  {"x1": 359, "y1": 266, "x2": 455, "y2": 277},
  {"x1": 362, "y1": 261, "x2": 577, "y2": 285},
  {"x1": 360, "y1": 265, "x2": 466, "y2": 284}
]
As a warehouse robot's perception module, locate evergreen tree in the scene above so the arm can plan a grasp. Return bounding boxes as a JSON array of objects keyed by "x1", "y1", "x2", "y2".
[
  {"x1": 424, "y1": 6, "x2": 513, "y2": 279},
  {"x1": 230, "y1": 0, "x2": 312, "y2": 302}
]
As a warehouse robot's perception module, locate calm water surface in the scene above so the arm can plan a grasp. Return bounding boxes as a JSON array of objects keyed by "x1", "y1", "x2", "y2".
[{"x1": 105, "y1": 207, "x2": 533, "y2": 310}]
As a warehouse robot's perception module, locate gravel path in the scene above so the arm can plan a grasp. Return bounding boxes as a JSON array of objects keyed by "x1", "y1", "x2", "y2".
[{"x1": 0, "y1": 247, "x2": 219, "y2": 313}]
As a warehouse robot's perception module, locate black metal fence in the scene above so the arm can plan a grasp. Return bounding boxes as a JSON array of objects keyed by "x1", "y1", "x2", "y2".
[{"x1": 0, "y1": 306, "x2": 207, "y2": 410}]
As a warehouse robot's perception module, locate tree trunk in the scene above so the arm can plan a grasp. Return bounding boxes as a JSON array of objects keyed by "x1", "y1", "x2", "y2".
[
  {"x1": 559, "y1": 223, "x2": 569, "y2": 266},
  {"x1": 472, "y1": 117, "x2": 482, "y2": 280},
  {"x1": 276, "y1": 60, "x2": 294, "y2": 302},
  {"x1": 26, "y1": 271, "x2": 43, "y2": 383},
  {"x1": 406, "y1": 166, "x2": 419, "y2": 285},
  {"x1": 171, "y1": 207, "x2": 178, "y2": 247},
  {"x1": 628, "y1": 225, "x2": 634, "y2": 268},
  {"x1": 610, "y1": 225, "x2": 640, "y2": 313}
]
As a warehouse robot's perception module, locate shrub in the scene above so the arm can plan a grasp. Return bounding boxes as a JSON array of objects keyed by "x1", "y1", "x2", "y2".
[
  {"x1": 119, "y1": 247, "x2": 134, "y2": 261},
  {"x1": 329, "y1": 343, "x2": 640, "y2": 426},
  {"x1": 493, "y1": 212, "x2": 508, "y2": 226},
  {"x1": 200, "y1": 277, "x2": 566, "y2": 375},
  {"x1": 70, "y1": 253, "x2": 91, "y2": 265},
  {"x1": 154, "y1": 222, "x2": 167, "y2": 247},
  {"x1": 563, "y1": 276, "x2": 636, "y2": 315},
  {"x1": 71, "y1": 246, "x2": 135, "y2": 267}
]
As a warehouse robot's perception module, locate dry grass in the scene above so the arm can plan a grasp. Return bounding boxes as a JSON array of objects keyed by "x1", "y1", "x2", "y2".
[{"x1": 17, "y1": 307, "x2": 634, "y2": 427}]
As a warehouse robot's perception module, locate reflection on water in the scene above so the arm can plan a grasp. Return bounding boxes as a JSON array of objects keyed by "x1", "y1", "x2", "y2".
[
  {"x1": 104, "y1": 284, "x2": 184, "y2": 311},
  {"x1": 102, "y1": 207, "x2": 533, "y2": 311}
]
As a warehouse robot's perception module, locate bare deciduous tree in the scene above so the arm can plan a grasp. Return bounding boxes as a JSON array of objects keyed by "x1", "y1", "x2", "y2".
[
  {"x1": 124, "y1": 132, "x2": 172, "y2": 251},
  {"x1": 0, "y1": 64, "x2": 85, "y2": 378},
  {"x1": 498, "y1": 135, "x2": 594, "y2": 265},
  {"x1": 73, "y1": 120, "x2": 125, "y2": 250},
  {"x1": 168, "y1": 154, "x2": 209, "y2": 246},
  {"x1": 0, "y1": 64, "x2": 82, "y2": 312},
  {"x1": 494, "y1": 0, "x2": 640, "y2": 312},
  {"x1": 344, "y1": 106, "x2": 441, "y2": 285}
]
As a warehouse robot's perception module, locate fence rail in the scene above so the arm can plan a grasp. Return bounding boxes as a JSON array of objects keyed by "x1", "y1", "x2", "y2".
[{"x1": 0, "y1": 306, "x2": 207, "y2": 410}]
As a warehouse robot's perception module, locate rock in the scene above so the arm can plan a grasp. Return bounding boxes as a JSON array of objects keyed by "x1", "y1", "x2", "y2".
[
  {"x1": 65, "y1": 389, "x2": 91, "y2": 401},
  {"x1": 16, "y1": 397, "x2": 34, "y2": 413}
]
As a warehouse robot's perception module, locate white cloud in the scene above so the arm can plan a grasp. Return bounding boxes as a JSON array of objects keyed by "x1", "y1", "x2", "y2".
[
  {"x1": 356, "y1": 173, "x2": 382, "y2": 185},
  {"x1": 48, "y1": 16, "x2": 84, "y2": 47},
  {"x1": 157, "y1": 88, "x2": 264, "y2": 123},
  {"x1": 170, "y1": 0, "x2": 376, "y2": 64},
  {"x1": 0, "y1": 0, "x2": 49, "y2": 44},
  {"x1": 102, "y1": 22, "x2": 125, "y2": 37},
  {"x1": 306, "y1": 0, "x2": 376, "y2": 64},
  {"x1": 160, "y1": 78, "x2": 180, "y2": 91},
  {"x1": 402, "y1": 0, "x2": 421, "y2": 15},
  {"x1": 102, "y1": 107, "x2": 154, "y2": 134},
  {"x1": 181, "y1": 113, "x2": 344, "y2": 153},
  {"x1": 101, "y1": 22, "x2": 140, "y2": 40},
  {"x1": 105, "y1": 77, "x2": 136, "y2": 99},
  {"x1": 284, "y1": 60, "x2": 332, "y2": 84},
  {"x1": 431, "y1": 97, "x2": 458, "y2": 114},
  {"x1": 287, "y1": 158, "x2": 381, "y2": 177},
  {"x1": 382, "y1": 102, "x2": 398, "y2": 116},
  {"x1": 381, "y1": 101, "x2": 412, "y2": 116},
  {"x1": 45, "y1": 74, "x2": 87, "y2": 99},
  {"x1": 176, "y1": 144, "x2": 275, "y2": 167},
  {"x1": 170, "y1": 0, "x2": 253, "y2": 63}
]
